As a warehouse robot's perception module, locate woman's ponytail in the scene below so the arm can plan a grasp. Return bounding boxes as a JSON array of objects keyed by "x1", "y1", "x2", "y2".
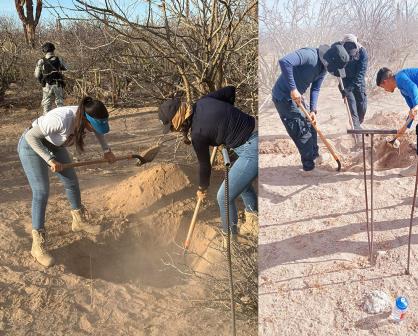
[
  {"x1": 74, "y1": 96, "x2": 109, "y2": 152},
  {"x1": 180, "y1": 104, "x2": 195, "y2": 145},
  {"x1": 75, "y1": 96, "x2": 99, "y2": 152}
]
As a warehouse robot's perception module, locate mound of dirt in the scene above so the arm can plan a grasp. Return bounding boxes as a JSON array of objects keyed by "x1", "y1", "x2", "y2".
[
  {"x1": 342, "y1": 135, "x2": 416, "y2": 171},
  {"x1": 105, "y1": 163, "x2": 190, "y2": 215},
  {"x1": 366, "y1": 111, "x2": 401, "y2": 127},
  {"x1": 259, "y1": 139, "x2": 298, "y2": 155}
]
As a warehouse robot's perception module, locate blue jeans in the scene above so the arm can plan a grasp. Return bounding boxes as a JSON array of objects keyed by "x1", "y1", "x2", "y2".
[
  {"x1": 17, "y1": 132, "x2": 81, "y2": 230},
  {"x1": 272, "y1": 96, "x2": 318, "y2": 171},
  {"x1": 217, "y1": 132, "x2": 258, "y2": 234}
]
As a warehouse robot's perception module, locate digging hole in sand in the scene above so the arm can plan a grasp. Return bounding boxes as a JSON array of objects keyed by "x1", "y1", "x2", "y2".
[
  {"x1": 55, "y1": 163, "x2": 217, "y2": 288},
  {"x1": 260, "y1": 126, "x2": 417, "y2": 173},
  {"x1": 340, "y1": 136, "x2": 416, "y2": 172},
  {"x1": 55, "y1": 229, "x2": 186, "y2": 288}
]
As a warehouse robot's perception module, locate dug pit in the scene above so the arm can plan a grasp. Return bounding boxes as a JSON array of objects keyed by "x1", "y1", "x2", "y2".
[{"x1": 55, "y1": 163, "x2": 220, "y2": 288}]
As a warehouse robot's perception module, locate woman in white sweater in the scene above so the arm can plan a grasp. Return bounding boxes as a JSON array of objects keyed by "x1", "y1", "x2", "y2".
[{"x1": 18, "y1": 96, "x2": 116, "y2": 267}]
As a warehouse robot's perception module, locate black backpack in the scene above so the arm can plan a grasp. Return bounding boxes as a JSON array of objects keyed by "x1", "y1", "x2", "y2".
[{"x1": 41, "y1": 56, "x2": 64, "y2": 86}]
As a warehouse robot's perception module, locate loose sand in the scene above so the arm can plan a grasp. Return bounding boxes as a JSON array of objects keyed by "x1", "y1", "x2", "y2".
[
  {"x1": 0, "y1": 87, "x2": 256, "y2": 335},
  {"x1": 259, "y1": 82, "x2": 418, "y2": 335}
]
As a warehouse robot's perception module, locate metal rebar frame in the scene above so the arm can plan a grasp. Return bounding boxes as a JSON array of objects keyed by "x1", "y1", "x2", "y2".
[
  {"x1": 221, "y1": 147, "x2": 236, "y2": 336},
  {"x1": 347, "y1": 129, "x2": 397, "y2": 265},
  {"x1": 406, "y1": 125, "x2": 418, "y2": 275}
]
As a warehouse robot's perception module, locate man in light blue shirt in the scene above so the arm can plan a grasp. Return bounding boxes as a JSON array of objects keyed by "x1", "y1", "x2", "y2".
[{"x1": 376, "y1": 67, "x2": 418, "y2": 176}]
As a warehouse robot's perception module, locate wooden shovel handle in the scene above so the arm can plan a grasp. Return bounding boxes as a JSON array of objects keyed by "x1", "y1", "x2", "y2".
[
  {"x1": 390, "y1": 116, "x2": 414, "y2": 143},
  {"x1": 298, "y1": 102, "x2": 342, "y2": 171},
  {"x1": 338, "y1": 77, "x2": 356, "y2": 139},
  {"x1": 61, "y1": 154, "x2": 144, "y2": 169},
  {"x1": 183, "y1": 146, "x2": 218, "y2": 251}
]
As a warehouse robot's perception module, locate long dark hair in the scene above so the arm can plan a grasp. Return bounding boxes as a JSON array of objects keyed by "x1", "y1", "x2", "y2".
[
  {"x1": 74, "y1": 96, "x2": 108, "y2": 152},
  {"x1": 180, "y1": 104, "x2": 194, "y2": 145}
]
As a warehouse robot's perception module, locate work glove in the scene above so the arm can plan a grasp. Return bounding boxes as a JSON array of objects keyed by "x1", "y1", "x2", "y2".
[
  {"x1": 386, "y1": 137, "x2": 400, "y2": 149},
  {"x1": 196, "y1": 188, "x2": 207, "y2": 201},
  {"x1": 338, "y1": 83, "x2": 351, "y2": 99}
]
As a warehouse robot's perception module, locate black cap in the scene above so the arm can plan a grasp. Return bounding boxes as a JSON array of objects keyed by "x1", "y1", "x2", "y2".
[
  {"x1": 158, "y1": 98, "x2": 181, "y2": 134},
  {"x1": 343, "y1": 41, "x2": 358, "y2": 57},
  {"x1": 319, "y1": 43, "x2": 349, "y2": 73},
  {"x1": 42, "y1": 42, "x2": 55, "y2": 53}
]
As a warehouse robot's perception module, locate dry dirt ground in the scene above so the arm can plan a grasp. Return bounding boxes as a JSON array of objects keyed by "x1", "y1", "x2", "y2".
[
  {"x1": 0, "y1": 87, "x2": 256, "y2": 335},
  {"x1": 259, "y1": 78, "x2": 418, "y2": 335}
]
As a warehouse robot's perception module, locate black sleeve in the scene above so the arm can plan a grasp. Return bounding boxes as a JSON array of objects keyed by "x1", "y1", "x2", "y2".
[
  {"x1": 204, "y1": 86, "x2": 236, "y2": 105},
  {"x1": 192, "y1": 137, "x2": 211, "y2": 189}
]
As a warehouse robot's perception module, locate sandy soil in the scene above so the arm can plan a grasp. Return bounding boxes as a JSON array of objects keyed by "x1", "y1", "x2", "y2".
[
  {"x1": 259, "y1": 80, "x2": 418, "y2": 335},
  {"x1": 0, "y1": 88, "x2": 256, "y2": 335}
]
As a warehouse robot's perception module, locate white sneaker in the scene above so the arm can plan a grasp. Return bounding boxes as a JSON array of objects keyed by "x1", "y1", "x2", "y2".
[
  {"x1": 400, "y1": 163, "x2": 417, "y2": 177},
  {"x1": 301, "y1": 168, "x2": 329, "y2": 177},
  {"x1": 315, "y1": 152, "x2": 331, "y2": 165}
]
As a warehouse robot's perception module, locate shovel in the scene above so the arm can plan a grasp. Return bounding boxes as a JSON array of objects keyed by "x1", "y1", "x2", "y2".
[
  {"x1": 386, "y1": 116, "x2": 413, "y2": 148},
  {"x1": 337, "y1": 77, "x2": 357, "y2": 145},
  {"x1": 297, "y1": 101, "x2": 342, "y2": 171},
  {"x1": 183, "y1": 146, "x2": 218, "y2": 252},
  {"x1": 61, "y1": 145, "x2": 160, "y2": 169}
]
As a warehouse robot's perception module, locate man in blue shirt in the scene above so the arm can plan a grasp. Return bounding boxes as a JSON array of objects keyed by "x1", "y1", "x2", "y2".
[
  {"x1": 338, "y1": 34, "x2": 368, "y2": 130},
  {"x1": 376, "y1": 67, "x2": 418, "y2": 176},
  {"x1": 272, "y1": 43, "x2": 349, "y2": 174}
]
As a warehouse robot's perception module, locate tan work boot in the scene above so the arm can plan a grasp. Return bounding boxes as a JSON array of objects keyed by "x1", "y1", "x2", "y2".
[
  {"x1": 31, "y1": 229, "x2": 55, "y2": 267},
  {"x1": 71, "y1": 207, "x2": 102, "y2": 235},
  {"x1": 240, "y1": 211, "x2": 259, "y2": 236}
]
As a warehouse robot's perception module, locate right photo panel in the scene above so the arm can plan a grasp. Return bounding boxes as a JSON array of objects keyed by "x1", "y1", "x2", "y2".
[{"x1": 259, "y1": 0, "x2": 418, "y2": 334}]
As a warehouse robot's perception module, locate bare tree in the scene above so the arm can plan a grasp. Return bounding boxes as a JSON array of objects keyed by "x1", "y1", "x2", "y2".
[
  {"x1": 0, "y1": 17, "x2": 19, "y2": 102},
  {"x1": 15, "y1": 0, "x2": 43, "y2": 47},
  {"x1": 259, "y1": 0, "x2": 418, "y2": 98},
  {"x1": 51, "y1": 0, "x2": 258, "y2": 113}
]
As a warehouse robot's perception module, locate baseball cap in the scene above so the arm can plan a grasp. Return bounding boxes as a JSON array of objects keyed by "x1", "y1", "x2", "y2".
[{"x1": 158, "y1": 98, "x2": 181, "y2": 134}]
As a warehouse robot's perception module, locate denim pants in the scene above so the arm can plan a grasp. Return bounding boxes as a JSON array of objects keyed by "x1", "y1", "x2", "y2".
[
  {"x1": 17, "y1": 132, "x2": 81, "y2": 230},
  {"x1": 272, "y1": 97, "x2": 318, "y2": 171},
  {"x1": 346, "y1": 87, "x2": 367, "y2": 129},
  {"x1": 217, "y1": 132, "x2": 258, "y2": 234}
]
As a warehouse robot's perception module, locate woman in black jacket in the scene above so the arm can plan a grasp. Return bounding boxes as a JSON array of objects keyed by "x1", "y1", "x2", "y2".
[{"x1": 159, "y1": 86, "x2": 258, "y2": 238}]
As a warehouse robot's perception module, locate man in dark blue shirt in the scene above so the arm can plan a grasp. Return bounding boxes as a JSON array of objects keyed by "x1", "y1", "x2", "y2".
[
  {"x1": 272, "y1": 43, "x2": 349, "y2": 173},
  {"x1": 377, "y1": 67, "x2": 418, "y2": 176}
]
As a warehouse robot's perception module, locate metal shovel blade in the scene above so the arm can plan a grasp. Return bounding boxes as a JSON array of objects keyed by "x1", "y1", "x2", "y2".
[{"x1": 136, "y1": 145, "x2": 160, "y2": 166}]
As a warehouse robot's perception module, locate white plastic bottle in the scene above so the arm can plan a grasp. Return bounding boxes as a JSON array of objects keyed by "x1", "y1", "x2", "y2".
[{"x1": 391, "y1": 296, "x2": 408, "y2": 323}]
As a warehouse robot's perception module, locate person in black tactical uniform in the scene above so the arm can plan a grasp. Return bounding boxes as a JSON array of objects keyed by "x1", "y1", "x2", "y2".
[{"x1": 34, "y1": 42, "x2": 67, "y2": 115}]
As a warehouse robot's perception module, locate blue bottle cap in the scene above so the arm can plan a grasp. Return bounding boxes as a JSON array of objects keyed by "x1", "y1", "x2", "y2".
[{"x1": 396, "y1": 296, "x2": 408, "y2": 310}]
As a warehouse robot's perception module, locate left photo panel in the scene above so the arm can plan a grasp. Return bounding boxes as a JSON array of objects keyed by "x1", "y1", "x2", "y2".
[{"x1": 0, "y1": 1, "x2": 258, "y2": 335}]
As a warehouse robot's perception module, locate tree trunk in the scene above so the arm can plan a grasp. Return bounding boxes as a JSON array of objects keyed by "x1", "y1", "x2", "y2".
[{"x1": 15, "y1": 0, "x2": 42, "y2": 48}]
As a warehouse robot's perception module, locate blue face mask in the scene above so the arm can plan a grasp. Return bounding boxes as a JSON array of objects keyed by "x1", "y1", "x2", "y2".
[{"x1": 84, "y1": 112, "x2": 109, "y2": 134}]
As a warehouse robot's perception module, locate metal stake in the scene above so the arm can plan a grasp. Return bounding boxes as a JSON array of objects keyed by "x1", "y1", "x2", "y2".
[
  {"x1": 406, "y1": 125, "x2": 418, "y2": 275},
  {"x1": 362, "y1": 134, "x2": 372, "y2": 261},
  {"x1": 348, "y1": 129, "x2": 397, "y2": 265}
]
